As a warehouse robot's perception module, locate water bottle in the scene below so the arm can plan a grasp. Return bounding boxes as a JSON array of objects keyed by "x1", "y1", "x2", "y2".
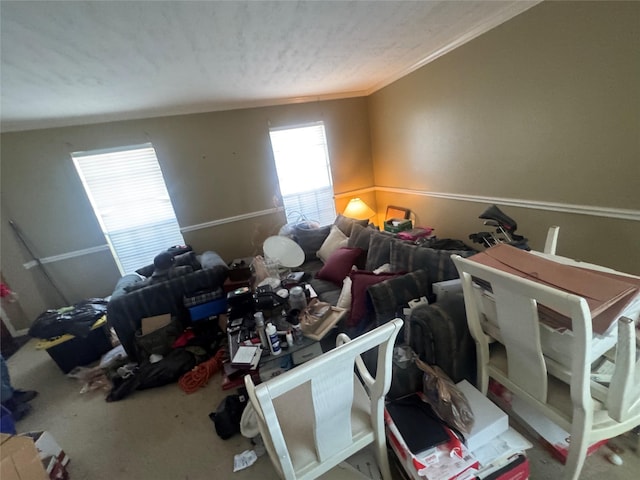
[
  {"x1": 254, "y1": 312, "x2": 269, "y2": 350},
  {"x1": 265, "y1": 322, "x2": 281, "y2": 355}
]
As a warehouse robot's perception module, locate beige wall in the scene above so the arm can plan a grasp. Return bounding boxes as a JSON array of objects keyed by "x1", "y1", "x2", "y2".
[
  {"x1": 0, "y1": 98, "x2": 374, "y2": 327},
  {"x1": 2, "y1": 1, "x2": 639, "y2": 329},
  {"x1": 368, "y1": 0, "x2": 640, "y2": 274}
]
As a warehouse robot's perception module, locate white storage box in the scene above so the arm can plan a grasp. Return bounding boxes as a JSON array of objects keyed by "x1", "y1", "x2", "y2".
[{"x1": 455, "y1": 380, "x2": 509, "y2": 452}]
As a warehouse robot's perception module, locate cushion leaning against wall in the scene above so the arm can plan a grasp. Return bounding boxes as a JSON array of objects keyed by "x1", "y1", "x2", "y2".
[{"x1": 390, "y1": 242, "x2": 475, "y2": 298}]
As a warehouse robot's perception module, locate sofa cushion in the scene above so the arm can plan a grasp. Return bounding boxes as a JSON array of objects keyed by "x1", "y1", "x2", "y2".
[
  {"x1": 199, "y1": 251, "x2": 228, "y2": 269},
  {"x1": 390, "y1": 242, "x2": 475, "y2": 294},
  {"x1": 295, "y1": 225, "x2": 331, "y2": 262},
  {"x1": 348, "y1": 270, "x2": 401, "y2": 329},
  {"x1": 317, "y1": 225, "x2": 348, "y2": 262},
  {"x1": 136, "y1": 251, "x2": 202, "y2": 277},
  {"x1": 315, "y1": 247, "x2": 363, "y2": 286},
  {"x1": 366, "y1": 269, "x2": 431, "y2": 328},
  {"x1": 365, "y1": 230, "x2": 398, "y2": 271},
  {"x1": 334, "y1": 214, "x2": 369, "y2": 236},
  {"x1": 174, "y1": 251, "x2": 202, "y2": 270}
]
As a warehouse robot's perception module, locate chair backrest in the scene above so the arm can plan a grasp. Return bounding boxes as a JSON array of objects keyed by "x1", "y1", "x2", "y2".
[
  {"x1": 451, "y1": 254, "x2": 594, "y2": 412},
  {"x1": 245, "y1": 318, "x2": 403, "y2": 479},
  {"x1": 543, "y1": 225, "x2": 560, "y2": 254}
]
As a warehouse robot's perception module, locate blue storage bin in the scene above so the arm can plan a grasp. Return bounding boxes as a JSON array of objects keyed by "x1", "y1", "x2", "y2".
[{"x1": 188, "y1": 298, "x2": 227, "y2": 321}]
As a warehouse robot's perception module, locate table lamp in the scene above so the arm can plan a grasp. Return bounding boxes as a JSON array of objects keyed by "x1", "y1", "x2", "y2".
[{"x1": 343, "y1": 198, "x2": 375, "y2": 221}]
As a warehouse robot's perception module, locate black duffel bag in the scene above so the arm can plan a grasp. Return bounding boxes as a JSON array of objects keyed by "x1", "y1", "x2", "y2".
[{"x1": 29, "y1": 299, "x2": 108, "y2": 339}]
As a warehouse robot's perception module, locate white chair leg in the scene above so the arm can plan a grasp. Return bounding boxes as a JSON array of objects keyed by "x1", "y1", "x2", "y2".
[
  {"x1": 375, "y1": 436, "x2": 392, "y2": 480},
  {"x1": 372, "y1": 403, "x2": 392, "y2": 480},
  {"x1": 564, "y1": 410, "x2": 591, "y2": 480}
]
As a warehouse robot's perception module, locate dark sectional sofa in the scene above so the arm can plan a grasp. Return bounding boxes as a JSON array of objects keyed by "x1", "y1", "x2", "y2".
[
  {"x1": 290, "y1": 218, "x2": 478, "y2": 383},
  {"x1": 107, "y1": 251, "x2": 229, "y2": 361}
]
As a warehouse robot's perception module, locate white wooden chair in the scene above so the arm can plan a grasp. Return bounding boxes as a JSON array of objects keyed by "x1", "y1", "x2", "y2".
[
  {"x1": 244, "y1": 318, "x2": 403, "y2": 480},
  {"x1": 451, "y1": 254, "x2": 640, "y2": 480},
  {"x1": 543, "y1": 225, "x2": 560, "y2": 254}
]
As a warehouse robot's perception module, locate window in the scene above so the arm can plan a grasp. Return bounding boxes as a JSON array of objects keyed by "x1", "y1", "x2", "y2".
[
  {"x1": 72, "y1": 143, "x2": 185, "y2": 274},
  {"x1": 269, "y1": 122, "x2": 336, "y2": 226}
]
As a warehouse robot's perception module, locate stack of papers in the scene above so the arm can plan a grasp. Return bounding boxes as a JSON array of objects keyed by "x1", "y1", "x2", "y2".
[{"x1": 231, "y1": 345, "x2": 262, "y2": 368}]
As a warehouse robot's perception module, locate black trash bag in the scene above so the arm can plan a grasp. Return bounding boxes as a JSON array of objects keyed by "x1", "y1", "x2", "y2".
[
  {"x1": 209, "y1": 394, "x2": 246, "y2": 440},
  {"x1": 29, "y1": 298, "x2": 108, "y2": 339},
  {"x1": 106, "y1": 348, "x2": 196, "y2": 402}
]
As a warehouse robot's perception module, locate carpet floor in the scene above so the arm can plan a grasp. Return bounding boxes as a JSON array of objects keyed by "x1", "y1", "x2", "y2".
[{"x1": 5, "y1": 338, "x2": 639, "y2": 479}]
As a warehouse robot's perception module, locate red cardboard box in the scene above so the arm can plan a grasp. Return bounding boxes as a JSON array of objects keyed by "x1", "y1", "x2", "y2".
[{"x1": 385, "y1": 394, "x2": 479, "y2": 480}]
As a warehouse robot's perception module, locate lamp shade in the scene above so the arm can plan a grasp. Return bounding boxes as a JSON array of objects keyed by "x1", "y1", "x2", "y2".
[{"x1": 343, "y1": 198, "x2": 375, "y2": 221}]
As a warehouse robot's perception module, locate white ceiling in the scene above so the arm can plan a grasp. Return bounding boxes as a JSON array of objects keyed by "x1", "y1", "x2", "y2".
[{"x1": 0, "y1": 0, "x2": 539, "y2": 133}]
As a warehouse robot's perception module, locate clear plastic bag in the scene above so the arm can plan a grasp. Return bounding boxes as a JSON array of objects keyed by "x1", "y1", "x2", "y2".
[{"x1": 416, "y1": 357, "x2": 475, "y2": 435}]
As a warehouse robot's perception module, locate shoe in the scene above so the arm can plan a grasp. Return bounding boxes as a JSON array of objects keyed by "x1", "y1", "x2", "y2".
[
  {"x1": 13, "y1": 402, "x2": 32, "y2": 421},
  {"x1": 12, "y1": 389, "x2": 38, "y2": 404},
  {"x1": 8, "y1": 402, "x2": 32, "y2": 421}
]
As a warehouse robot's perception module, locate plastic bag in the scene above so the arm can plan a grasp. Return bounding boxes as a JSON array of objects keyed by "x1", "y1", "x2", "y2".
[{"x1": 416, "y1": 357, "x2": 475, "y2": 435}]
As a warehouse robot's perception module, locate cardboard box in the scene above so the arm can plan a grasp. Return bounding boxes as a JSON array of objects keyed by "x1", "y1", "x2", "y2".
[
  {"x1": 473, "y1": 454, "x2": 529, "y2": 480},
  {"x1": 1, "y1": 431, "x2": 69, "y2": 480},
  {"x1": 456, "y1": 380, "x2": 509, "y2": 452},
  {"x1": 468, "y1": 244, "x2": 640, "y2": 335},
  {"x1": 470, "y1": 280, "x2": 636, "y2": 369},
  {"x1": 432, "y1": 279, "x2": 463, "y2": 302},
  {"x1": 25, "y1": 431, "x2": 70, "y2": 479},
  {"x1": 510, "y1": 396, "x2": 606, "y2": 464},
  {"x1": 384, "y1": 218, "x2": 412, "y2": 234},
  {"x1": 1, "y1": 434, "x2": 48, "y2": 480},
  {"x1": 385, "y1": 393, "x2": 480, "y2": 480},
  {"x1": 470, "y1": 428, "x2": 532, "y2": 469}
]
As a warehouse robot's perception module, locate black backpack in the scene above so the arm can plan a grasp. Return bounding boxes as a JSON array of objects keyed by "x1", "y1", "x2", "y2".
[{"x1": 209, "y1": 394, "x2": 246, "y2": 440}]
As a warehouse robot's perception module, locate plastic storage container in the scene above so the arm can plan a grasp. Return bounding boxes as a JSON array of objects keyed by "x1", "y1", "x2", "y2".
[{"x1": 265, "y1": 322, "x2": 281, "y2": 355}]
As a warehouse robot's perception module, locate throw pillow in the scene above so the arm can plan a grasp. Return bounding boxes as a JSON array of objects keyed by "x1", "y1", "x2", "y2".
[
  {"x1": 317, "y1": 225, "x2": 348, "y2": 263},
  {"x1": 367, "y1": 269, "x2": 430, "y2": 327},
  {"x1": 347, "y1": 223, "x2": 376, "y2": 251},
  {"x1": 315, "y1": 247, "x2": 363, "y2": 286},
  {"x1": 199, "y1": 251, "x2": 227, "y2": 269},
  {"x1": 390, "y1": 242, "x2": 475, "y2": 294},
  {"x1": 365, "y1": 230, "x2": 398, "y2": 271},
  {"x1": 348, "y1": 270, "x2": 401, "y2": 329},
  {"x1": 295, "y1": 225, "x2": 331, "y2": 262},
  {"x1": 334, "y1": 214, "x2": 369, "y2": 236},
  {"x1": 174, "y1": 251, "x2": 201, "y2": 270}
]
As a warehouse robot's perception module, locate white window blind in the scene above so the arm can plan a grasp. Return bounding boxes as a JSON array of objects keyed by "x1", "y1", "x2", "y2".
[
  {"x1": 72, "y1": 143, "x2": 185, "y2": 274},
  {"x1": 269, "y1": 123, "x2": 336, "y2": 226}
]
